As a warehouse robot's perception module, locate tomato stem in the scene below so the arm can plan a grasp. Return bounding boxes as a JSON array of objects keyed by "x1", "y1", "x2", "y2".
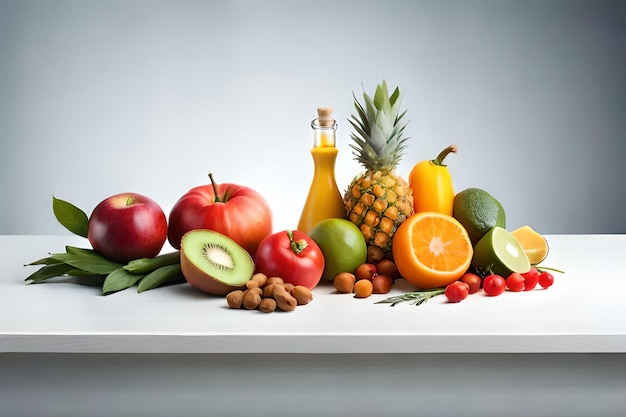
[
  {"x1": 287, "y1": 230, "x2": 308, "y2": 255},
  {"x1": 431, "y1": 144, "x2": 458, "y2": 167}
]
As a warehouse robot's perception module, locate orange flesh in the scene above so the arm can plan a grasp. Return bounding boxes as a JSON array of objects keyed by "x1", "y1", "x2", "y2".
[
  {"x1": 412, "y1": 216, "x2": 471, "y2": 272},
  {"x1": 393, "y1": 212, "x2": 473, "y2": 290}
]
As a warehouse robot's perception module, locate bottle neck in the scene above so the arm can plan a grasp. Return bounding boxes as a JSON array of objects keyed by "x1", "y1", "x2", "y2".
[{"x1": 311, "y1": 117, "x2": 337, "y2": 148}]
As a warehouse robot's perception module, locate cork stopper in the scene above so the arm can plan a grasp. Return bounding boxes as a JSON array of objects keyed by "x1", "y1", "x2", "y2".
[
  {"x1": 312, "y1": 107, "x2": 337, "y2": 147},
  {"x1": 317, "y1": 107, "x2": 334, "y2": 128}
]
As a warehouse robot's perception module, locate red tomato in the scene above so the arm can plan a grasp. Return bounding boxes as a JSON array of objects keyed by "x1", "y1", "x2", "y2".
[
  {"x1": 522, "y1": 267, "x2": 540, "y2": 291},
  {"x1": 167, "y1": 174, "x2": 273, "y2": 257},
  {"x1": 483, "y1": 274, "x2": 505, "y2": 296},
  {"x1": 254, "y1": 230, "x2": 325, "y2": 289},
  {"x1": 506, "y1": 272, "x2": 525, "y2": 292},
  {"x1": 445, "y1": 281, "x2": 469, "y2": 303},
  {"x1": 538, "y1": 271, "x2": 555, "y2": 289}
]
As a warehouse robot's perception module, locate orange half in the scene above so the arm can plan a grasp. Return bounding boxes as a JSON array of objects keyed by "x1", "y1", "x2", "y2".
[{"x1": 392, "y1": 212, "x2": 473, "y2": 289}]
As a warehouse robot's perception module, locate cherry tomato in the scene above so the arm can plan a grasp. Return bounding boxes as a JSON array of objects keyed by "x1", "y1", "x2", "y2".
[
  {"x1": 445, "y1": 281, "x2": 469, "y2": 303},
  {"x1": 482, "y1": 274, "x2": 505, "y2": 296},
  {"x1": 506, "y1": 272, "x2": 525, "y2": 292},
  {"x1": 254, "y1": 230, "x2": 325, "y2": 290},
  {"x1": 522, "y1": 267, "x2": 540, "y2": 291},
  {"x1": 538, "y1": 271, "x2": 555, "y2": 289},
  {"x1": 460, "y1": 272, "x2": 482, "y2": 294}
]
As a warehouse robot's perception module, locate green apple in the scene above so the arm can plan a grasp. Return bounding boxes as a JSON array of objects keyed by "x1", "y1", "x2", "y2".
[{"x1": 307, "y1": 218, "x2": 367, "y2": 280}]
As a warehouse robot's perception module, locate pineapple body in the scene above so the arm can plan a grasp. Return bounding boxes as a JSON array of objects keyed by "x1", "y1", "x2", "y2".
[
  {"x1": 344, "y1": 80, "x2": 413, "y2": 261},
  {"x1": 345, "y1": 169, "x2": 413, "y2": 259}
]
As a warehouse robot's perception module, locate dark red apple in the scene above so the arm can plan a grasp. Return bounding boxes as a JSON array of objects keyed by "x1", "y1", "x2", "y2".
[
  {"x1": 88, "y1": 192, "x2": 168, "y2": 263},
  {"x1": 167, "y1": 173, "x2": 273, "y2": 257}
]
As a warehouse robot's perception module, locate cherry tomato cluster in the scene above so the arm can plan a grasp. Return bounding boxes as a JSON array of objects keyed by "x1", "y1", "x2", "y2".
[{"x1": 444, "y1": 267, "x2": 555, "y2": 303}]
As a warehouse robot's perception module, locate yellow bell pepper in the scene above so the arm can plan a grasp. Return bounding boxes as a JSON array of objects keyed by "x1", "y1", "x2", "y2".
[{"x1": 409, "y1": 145, "x2": 457, "y2": 216}]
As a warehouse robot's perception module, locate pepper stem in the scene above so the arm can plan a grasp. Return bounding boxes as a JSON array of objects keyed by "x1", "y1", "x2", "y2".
[
  {"x1": 287, "y1": 230, "x2": 308, "y2": 255},
  {"x1": 432, "y1": 144, "x2": 458, "y2": 167}
]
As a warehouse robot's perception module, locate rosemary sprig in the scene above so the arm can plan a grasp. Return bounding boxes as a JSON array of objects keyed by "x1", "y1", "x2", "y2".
[{"x1": 375, "y1": 288, "x2": 446, "y2": 307}]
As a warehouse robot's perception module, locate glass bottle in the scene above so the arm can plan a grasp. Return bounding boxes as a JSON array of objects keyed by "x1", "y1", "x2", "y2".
[{"x1": 297, "y1": 107, "x2": 346, "y2": 233}]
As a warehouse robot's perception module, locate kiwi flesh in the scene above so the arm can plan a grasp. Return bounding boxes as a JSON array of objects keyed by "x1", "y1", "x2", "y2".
[{"x1": 180, "y1": 229, "x2": 254, "y2": 295}]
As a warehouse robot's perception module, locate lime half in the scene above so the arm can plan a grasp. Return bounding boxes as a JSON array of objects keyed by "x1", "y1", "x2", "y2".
[{"x1": 471, "y1": 227, "x2": 531, "y2": 277}]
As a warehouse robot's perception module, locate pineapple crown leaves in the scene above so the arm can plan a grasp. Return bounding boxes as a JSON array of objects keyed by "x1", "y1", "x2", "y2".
[{"x1": 348, "y1": 80, "x2": 410, "y2": 172}]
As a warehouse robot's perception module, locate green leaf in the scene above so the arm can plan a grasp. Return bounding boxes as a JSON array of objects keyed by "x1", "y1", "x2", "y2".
[
  {"x1": 25, "y1": 263, "x2": 76, "y2": 284},
  {"x1": 66, "y1": 274, "x2": 107, "y2": 287},
  {"x1": 50, "y1": 250, "x2": 122, "y2": 275},
  {"x1": 389, "y1": 86, "x2": 400, "y2": 107},
  {"x1": 137, "y1": 264, "x2": 184, "y2": 293},
  {"x1": 65, "y1": 246, "x2": 99, "y2": 256},
  {"x1": 123, "y1": 251, "x2": 180, "y2": 275},
  {"x1": 102, "y1": 268, "x2": 144, "y2": 295},
  {"x1": 25, "y1": 255, "x2": 61, "y2": 266},
  {"x1": 53, "y1": 196, "x2": 89, "y2": 238},
  {"x1": 66, "y1": 269, "x2": 103, "y2": 276},
  {"x1": 373, "y1": 81, "x2": 386, "y2": 111}
]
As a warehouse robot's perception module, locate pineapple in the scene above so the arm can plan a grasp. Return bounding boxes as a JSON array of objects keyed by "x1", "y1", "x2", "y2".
[{"x1": 344, "y1": 81, "x2": 414, "y2": 260}]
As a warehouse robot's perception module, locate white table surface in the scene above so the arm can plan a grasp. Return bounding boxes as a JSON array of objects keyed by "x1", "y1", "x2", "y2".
[{"x1": 1, "y1": 234, "x2": 625, "y2": 354}]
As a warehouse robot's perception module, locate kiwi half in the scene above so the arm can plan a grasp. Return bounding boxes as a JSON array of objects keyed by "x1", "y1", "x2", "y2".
[{"x1": 180, "y1": 229, "x2": 254, "y2": 295}]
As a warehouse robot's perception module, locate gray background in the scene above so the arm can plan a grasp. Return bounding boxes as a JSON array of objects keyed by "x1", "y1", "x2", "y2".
[{"x1": 1, "y1": 0, "x2": 625, "y2": 237}]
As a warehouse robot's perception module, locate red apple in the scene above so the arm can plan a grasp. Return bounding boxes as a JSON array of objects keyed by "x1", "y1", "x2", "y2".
[
  {"x1": 88, "y1": 193, "x2": 168, "y2": 263},
  {"x1": 167, "y1": 173, "x2": 273, "y2": 257}
]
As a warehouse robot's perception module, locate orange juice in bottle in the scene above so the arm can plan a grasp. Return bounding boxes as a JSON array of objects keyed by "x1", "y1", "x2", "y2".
[{"x1": 297, "y1": 107, "x2": 346, "y2": 234}]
